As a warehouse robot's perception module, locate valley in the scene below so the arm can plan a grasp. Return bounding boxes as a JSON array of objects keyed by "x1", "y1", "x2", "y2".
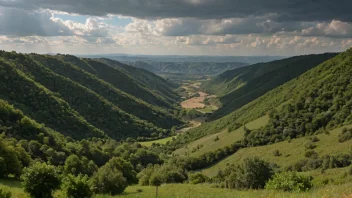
[{"x1": 1, "y1": 50, "x2": 352, "y2": 198}]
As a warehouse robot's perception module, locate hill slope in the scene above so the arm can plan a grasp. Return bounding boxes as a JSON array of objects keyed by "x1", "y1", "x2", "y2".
[
  {"x1": 58, "y1": 55, "x2": 178, "y2": 107},
  {"x1": 202, "y1": 53, "x2": 337, "y2": 119},
  {"x1": 0, "y1": 51, "x2": 182, "y2": 140},
  {"x1": 99, "y1": 58, "x2": 180, "y2": 104},
  {"x1": 167, "y1": 48, "x2": 352, "y2": 166}
]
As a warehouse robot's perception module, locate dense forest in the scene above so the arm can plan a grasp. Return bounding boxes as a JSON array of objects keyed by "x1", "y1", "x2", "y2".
[
  {"x1": 0, "y1": 51, "x2": 183, "y2": 141},
  {"x1": 202, "y1": 53, "x2": 337, "y2": 119}
]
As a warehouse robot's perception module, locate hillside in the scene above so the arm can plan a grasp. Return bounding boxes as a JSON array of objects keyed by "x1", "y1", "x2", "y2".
[
  {"x1": 57, "y1": 55, "x2": 179, "y2": 107},
  {"x1": 99, "y1": 58, "x2": 180, "y2": 104},
  {"x1": 165, "y1": 48, "x2": 352, "y2": 172},
  {"x1": 0, "y1": 51, "x2": 182, "y2": 140},
  {"x1": 202, "y1": 53, "x2": 337, "y2": 119},
  {"x1": 130, "y1": 61, "x2": 248, "y2": 75}
]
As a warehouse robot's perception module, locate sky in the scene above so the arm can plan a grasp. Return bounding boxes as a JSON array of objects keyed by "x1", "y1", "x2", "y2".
[{"x1": 0, "y1": 0, "x2": 352, "y2": 56}]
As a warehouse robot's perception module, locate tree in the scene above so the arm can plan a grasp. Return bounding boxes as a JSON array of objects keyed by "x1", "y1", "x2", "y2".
[
  {"x1": 21, "y1": 162, "x2": 61, "y2": 198},
  {"x1": 90, "y1": 157, "x2": 135, "y2": 195},
  {"x1": 64, "y1": 154, "x2": 83, "y2": 175},
  {"x1": 0, "y1": 187, "x2": 11, "y2": 198},
  {"x1": 225, "y1": 157, "x2": 273, "y2": 189},
  {"x1": 149, "y1": 173, "x2": 163, "y2": 198},
  {"x1": 90, "y1": 167, "x2": 126, "y2": 195},
  {"x1": 62, "y1": 174, "x2": 92, "y2": 198}
]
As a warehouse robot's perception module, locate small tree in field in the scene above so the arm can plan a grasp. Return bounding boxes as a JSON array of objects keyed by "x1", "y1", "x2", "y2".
[
  {"x1": 265, "y1": 171, "x2": 312, "y2": 192},
  {"x1": 21, "y1": 162, "x2": 61, "y2": 198},
  {"x1": 149, "y1": 173, "x2": 163, "y2": 198}
]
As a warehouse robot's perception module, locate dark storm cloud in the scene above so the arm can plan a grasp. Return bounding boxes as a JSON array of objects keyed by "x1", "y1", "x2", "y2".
[{"x1": 1, "y1": 0, "x2": 352, "y2": 22}]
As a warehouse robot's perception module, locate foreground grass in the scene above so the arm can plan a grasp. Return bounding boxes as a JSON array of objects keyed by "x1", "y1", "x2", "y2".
[
  {"x1": 202, "y1": 124, "x2": 352, "y2": 177},
  {"x1": 2, "y1": 180, "x2": 352, "y2": 198},
  {"x1": 174, "y1": 115, "x2": 269, "y2": 157}
]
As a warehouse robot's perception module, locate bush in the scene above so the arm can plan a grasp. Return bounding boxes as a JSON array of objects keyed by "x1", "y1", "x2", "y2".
[
  {"x1": 214, "y1": 136, "x2": 220, "y2": 142},
  {"x1": 225, "y1": 157, "x2": 273, "y2": 189},
  {"x1": 90, "y1": 157, "x2": 134, "y2": 195},
  {"x1": 189, "y1": 172, "x2": 209, "y2": 184},
  {"x1": 304, "y1": 141, "x2": 316, "y2": 150},
  {"x1": 310, "y1": 136, "x2": 320, "y2": 142},
  {"x1": 62, "y1": 174, "x2": 92, "y2": 198},
  {"x1": 304, "y1": 150, "x2": 318, "y2": 159},
  {"x1": 265, "y1": 171, "x2": 313, "y2": 192},
  {"x1": 273, "y1": 149, "x2": 281, "y2": 157},
  {"x1": 0, "y1": 187, "x2": 11, "y2": 198},
  {"x1": 21, "y1": 162, "x2": 61, "y2": 198},
  {"x1": 338, "y1": 128, "x2": 352, "y2": 143}
]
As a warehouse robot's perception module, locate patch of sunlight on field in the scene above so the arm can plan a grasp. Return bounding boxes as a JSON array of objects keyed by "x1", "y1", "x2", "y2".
[
  {"x1": 201, "y1": 124, "x2": 352, "y2": 177},
  {"x1": 139, "y1": 136, "x2": 175, "y2": 147}
]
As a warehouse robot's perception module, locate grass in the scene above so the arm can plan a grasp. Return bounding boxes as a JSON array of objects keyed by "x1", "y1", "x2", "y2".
[
  {"x1": 197, "y1": 105, "x2": 218, "y2": 114},
  {"x1": 2, "y1": 180, "x2": 352, "y2": 198},
  {"x1": 201, "y1": 124, "x2": 352, "y2": 177},
  {"x1": 174, "y1": 115, "x2": 269, "y2": 157},
  {"x1": 138, "y1": 136, "x2": 175, "y2": 147}
]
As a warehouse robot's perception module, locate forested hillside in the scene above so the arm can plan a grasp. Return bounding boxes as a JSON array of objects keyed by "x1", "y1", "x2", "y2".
[
  {"x1": 99, "y1": 58, "x2": 180, "y2": 104},
  {"x1": 202, "y1": 53, "x2": 337, "y2": 119},
  {"x1": 130, "y1": 61, "x2": 248, "y2": 75},
  {"x1": 0, "y1": 51, "x2": 182, "y2": 141},
  {"x1": 166, "y1": 49, "x2": 352, "y2": 166}
]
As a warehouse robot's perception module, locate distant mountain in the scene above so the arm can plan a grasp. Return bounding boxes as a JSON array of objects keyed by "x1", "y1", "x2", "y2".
[
  {"x1": 0, "y1": 51, "x2": 183, "y2": 141},
  {"x1": 202, "y1": 53, "x2": 338, "y2": 119},
  {"x1": 129, "y1": 61, "x2": 248, "y2": 75},
  {"x1": 80, "y1": 54, "x2": 285, "y2": 64}
]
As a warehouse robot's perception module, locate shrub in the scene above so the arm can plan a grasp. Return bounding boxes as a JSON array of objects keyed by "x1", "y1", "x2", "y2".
[
  {"x1": 0, "y1": 187, "x2": 11, "y2": 198},
  {"x1": 265, "y1": 171, "x2": 313, "y2": 192},
  {"x1": 338, "y1": 128, "x2": 352, "y2": 143},
  {"x1": 214, "y1": 136, "x2": 220, "y2": 142},
  {"x1": 304, "y1": 141, "x2": 316, "y2": 150},
  {"x1": 273, "y1": 149, "x2": 281, "y2": 157},
  {"x1": 225, "y1": 157, "x2": 273, "y2": 189},
  {"x1": 348, "y1": 166, "x2": 352, "y2": 176},
  {"x1": 62, "y1": 174, "x2": 92, "y2": 198},
  {"x1": 304, "y1": 150, "x2": 318, "y2": 159},
  {"x1": 310, "y1": 136, "x2": 320, "y2": 142},
  {"x1": 189, "y1": 172, "x2": 209, "y2": 184},
  {"x1": 21, "y1": 162, "x2": 61, "y2": 198}
]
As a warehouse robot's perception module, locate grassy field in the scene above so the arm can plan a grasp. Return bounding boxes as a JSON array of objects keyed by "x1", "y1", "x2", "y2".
[
  {"x1": 201, "y1": 124, "x2": 352, "y2": 177},
  {"x1": 138, "y1": 136, "x2": 175, "y2": 147},
  {"x1": 2, "y1": 180, "x2": 352, "y2": 198},
  {"x1": 174, "y1": 115, "x2": 269, "y2": 157}
]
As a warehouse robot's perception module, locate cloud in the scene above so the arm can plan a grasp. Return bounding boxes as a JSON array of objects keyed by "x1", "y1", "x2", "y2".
[
  {"x1": 1, "y1": 0, "x2": 352, "y2": 23},
  {"x1": 301, "y1": 20, "x2": 352, "y2": 38},
  {"x1": 0, "y1": 7, "x2": 73, "y2": 37}
]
